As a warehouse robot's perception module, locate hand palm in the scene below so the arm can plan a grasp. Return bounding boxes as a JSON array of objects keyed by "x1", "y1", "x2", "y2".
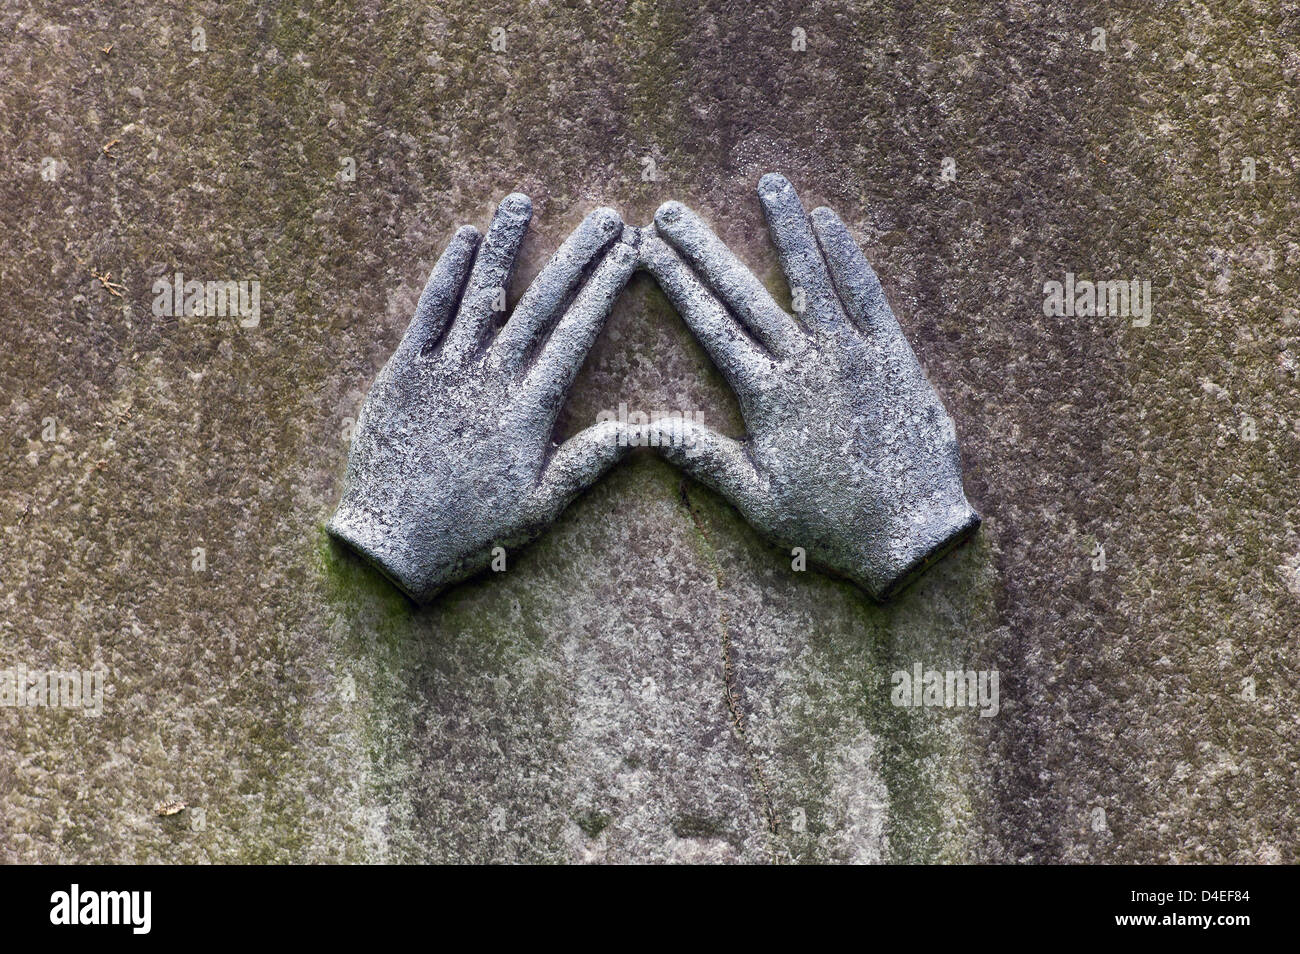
[
  {"x1": 329, "y1": 195, "x2": 635, "y2": 602},
  {"x1": 642, "y1": 174, "x2": 979, "y2": 599}
]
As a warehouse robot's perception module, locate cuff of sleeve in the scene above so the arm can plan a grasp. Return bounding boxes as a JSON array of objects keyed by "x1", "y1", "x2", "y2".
[
  {"x1": 871, "y1": 504, "x2": 982, "y2": 601},
  {"x1": 326, "y1": 506, "x2": 429, "y2": 604}
]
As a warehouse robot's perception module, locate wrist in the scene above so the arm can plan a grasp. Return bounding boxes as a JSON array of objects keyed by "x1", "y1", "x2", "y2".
[
  {"x1": 869, "y1": 501, "x2": 981, "y2": 601},
  {"x1": 326, "y1": 502, "x2": 432, "y2": 603}
]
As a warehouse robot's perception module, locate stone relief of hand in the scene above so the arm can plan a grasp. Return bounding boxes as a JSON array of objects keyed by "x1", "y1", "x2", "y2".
[
  {"x1": 640, "y1": 173, "x2": 980, "y2": 600},
  {"x1": 328, "y1": 194, "x2": 637, "y2": 603}
]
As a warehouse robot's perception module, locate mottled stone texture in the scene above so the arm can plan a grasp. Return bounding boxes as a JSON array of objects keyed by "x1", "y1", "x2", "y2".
[{"x1": 0, "y1": 0, "x2": 1295, "y2": 863}]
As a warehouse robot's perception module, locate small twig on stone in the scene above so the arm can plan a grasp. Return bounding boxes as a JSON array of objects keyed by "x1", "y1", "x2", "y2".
[{"x1": 93, "y1": 270, "x2": 125, "y2": 297}]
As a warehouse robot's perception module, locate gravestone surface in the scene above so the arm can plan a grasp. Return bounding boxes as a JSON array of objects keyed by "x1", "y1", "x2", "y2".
[{"x1": 1, "y1": 1, "x2": 1296, "y2": 863}]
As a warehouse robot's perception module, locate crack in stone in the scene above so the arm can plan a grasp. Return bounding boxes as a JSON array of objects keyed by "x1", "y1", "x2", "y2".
[{"x1": 677, "y1": 478, "x2": 780, "y2": 851}]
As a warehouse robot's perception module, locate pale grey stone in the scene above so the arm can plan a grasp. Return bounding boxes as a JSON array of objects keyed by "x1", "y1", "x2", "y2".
[
  {"x1": 328, "y1": 196, "x2": 637, "y2": 603},
  {"x1": 641, "y1": 174, "x2": 980, "y2": 600}
]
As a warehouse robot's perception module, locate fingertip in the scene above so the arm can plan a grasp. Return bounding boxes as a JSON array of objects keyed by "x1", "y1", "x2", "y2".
[
  {"x1": 810, "y1": 206, "x2": 840, "y2": 228},
  {"x1": 453, "y1": 224, "x2": 482, "y2": 244},
  {"x1": 758, "y1": 172, "x2": 792, "y2": 197},
  {"x1": 654, "y1": 200, "x2": 686, "y2": 228},
  {"x1": 810, "y1": 207, "x2": 852, "y2": 247},
  {"x1": 498, "y1": 193, "x2": 533, "y2": 223},
  {"x1": 588, "y1": 206, "x2": 622, "y2": 235}
]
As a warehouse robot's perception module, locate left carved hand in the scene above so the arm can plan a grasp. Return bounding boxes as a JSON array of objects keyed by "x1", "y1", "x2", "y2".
[{"x1": 328, "y1": 194, "x2": 636, "y2": 603}]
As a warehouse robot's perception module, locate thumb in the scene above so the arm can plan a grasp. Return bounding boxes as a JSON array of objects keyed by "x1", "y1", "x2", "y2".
[
  {"x1": 530, "y1": 420, "x2": 628, "y2": 520},
  {"x1": 646, "y1": 417, "x2": 759, "y2": 503}
]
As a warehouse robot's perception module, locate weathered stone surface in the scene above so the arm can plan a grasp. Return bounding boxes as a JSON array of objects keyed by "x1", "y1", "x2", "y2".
[{"x1": 1, "y1": 0, "x2": 1296, "y2": 863}]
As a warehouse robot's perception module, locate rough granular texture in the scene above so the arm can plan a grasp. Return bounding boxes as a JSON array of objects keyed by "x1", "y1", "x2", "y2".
[{"x1": 0, "y1": 0, "x2": 1295, "y2": 862}]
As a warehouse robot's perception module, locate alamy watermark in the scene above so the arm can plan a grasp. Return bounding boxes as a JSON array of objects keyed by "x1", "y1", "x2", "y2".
[
  {"x1": 50, "y1": 884, "x2": 150, "y2": 934},
  {"x1": 890, "y1": 662, "x2": 999, "y2": 717},
  {"x1": 0, "y1": 664, "x2": 107, "y2": 716},
  {"x1": 152, "y1": 271, "x2": 261, "y2": 327},
  {"x1": 1043, "y1": 272, "x2": 1151, "y2": 326},
  {"x1": 595, "y1": 401, "x2": 706, "y2": 457}
]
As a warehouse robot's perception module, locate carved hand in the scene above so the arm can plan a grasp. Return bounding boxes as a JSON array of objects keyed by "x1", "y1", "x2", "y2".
[
  {"x1": 328, "y1": 194, "x2": 636, "y2": 603},
  {"x1": 641, "y1": 174, "x2": 980, "y2": 599}
]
